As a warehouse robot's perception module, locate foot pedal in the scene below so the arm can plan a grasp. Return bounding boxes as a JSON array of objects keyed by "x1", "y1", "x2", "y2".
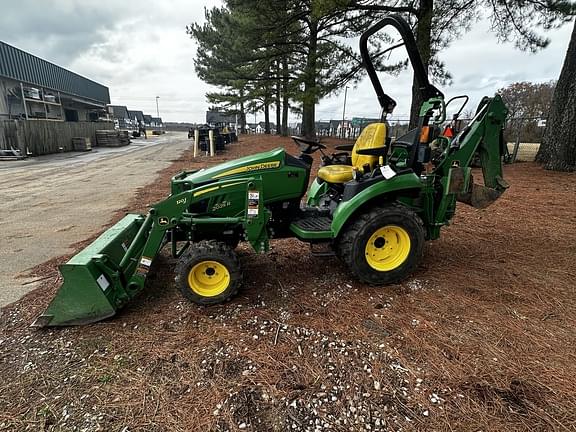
[{"x1": 310, "y1": 243, "x2": 336, "y2": 257}]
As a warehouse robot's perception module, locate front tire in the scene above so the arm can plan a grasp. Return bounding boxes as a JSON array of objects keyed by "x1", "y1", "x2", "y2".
[
  {"x1": 337, "y1": 204, "x2": 424, "y2": 285},
  {"x1": 175, "y1": 240, "x2": 242, "y2": 305}
]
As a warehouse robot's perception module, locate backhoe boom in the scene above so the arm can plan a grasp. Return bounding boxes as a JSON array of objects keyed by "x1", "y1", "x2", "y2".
[{"x1": 436, "y1": 94, "x2": 509, "y2": 209}]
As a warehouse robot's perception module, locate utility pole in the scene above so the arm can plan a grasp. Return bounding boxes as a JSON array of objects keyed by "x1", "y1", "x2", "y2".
[
  {"x1": 341, "y1": 86, "x2": 349, "y2": 139},
  {"x1": 155, "y1": 96, "x2": 160, "y2": 118}
]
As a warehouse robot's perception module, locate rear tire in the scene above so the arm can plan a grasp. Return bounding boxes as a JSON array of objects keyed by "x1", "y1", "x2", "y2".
[
  {"x1": 175, "y1": 240, "x2": 242, "y2": 305},
  {"x1": 337, "y1": 204, "x2": 424, "y2": 285}
]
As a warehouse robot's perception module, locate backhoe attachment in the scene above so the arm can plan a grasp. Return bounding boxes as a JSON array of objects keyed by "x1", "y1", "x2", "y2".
[
  {"x1": 33, "y1": 177, "x2": 269, "y2": 327},
  {"x1": 438, "y1": 94, "x2": 510, "y2": 209},
  {"x1": 457, "y1": 176, "x2": 509, "y2": 209}
]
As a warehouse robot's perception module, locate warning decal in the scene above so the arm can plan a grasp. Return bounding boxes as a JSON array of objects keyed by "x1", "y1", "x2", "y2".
[{"x1": 247, "y1": 189, "x2": 259, "y2": 217}]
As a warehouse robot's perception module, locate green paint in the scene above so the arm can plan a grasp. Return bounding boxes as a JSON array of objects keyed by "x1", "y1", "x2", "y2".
[
  {"x1": 331, "y1": 173, "x2": 423, "y2": 236},
  {"x1": 306, "y1": 178, "x2": 328, "y2": 206},
  {"x1": 37, "y1": 94, "x2": 510, "y2": 327},
  {"x1": 34, "y1": 214, "x2": 144, "y2": 326},
  {"x1": 289, "y1": 223, "x2": 332, "y2": 240}
]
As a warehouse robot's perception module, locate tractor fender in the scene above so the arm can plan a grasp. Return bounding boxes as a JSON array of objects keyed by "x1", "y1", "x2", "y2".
[
  {"x1": 307, "y1": 178, "x2": 329, "y2": 206},
  {"x1": 331, "y1": 173, "x2": 423, "y2": 237}
]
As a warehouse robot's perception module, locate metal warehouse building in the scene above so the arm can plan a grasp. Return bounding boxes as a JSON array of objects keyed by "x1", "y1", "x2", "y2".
[{"x1": 0, "y1": 40, "x2": 110, "y2": 122}]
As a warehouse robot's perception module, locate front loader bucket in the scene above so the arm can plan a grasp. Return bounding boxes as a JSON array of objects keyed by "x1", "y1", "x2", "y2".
[{"x1": 32, "y1": 214, "x2": 146, "y2": 327}]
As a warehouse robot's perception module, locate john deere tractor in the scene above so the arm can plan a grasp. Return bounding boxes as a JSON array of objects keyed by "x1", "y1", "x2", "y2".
[{"x1": 34, "y1": 15, "x2": 509, "y2": 327}]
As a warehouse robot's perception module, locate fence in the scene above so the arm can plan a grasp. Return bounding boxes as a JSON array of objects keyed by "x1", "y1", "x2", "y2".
[
  {"x1": 314, "y1": 116, "x2": 543, "y2": 163},
  {"x1": 503, "y1": 117, "x2": 543, "y2": 163},
  {"x1": 0, "y1": 120, "x2": 113, "y2": 156}
]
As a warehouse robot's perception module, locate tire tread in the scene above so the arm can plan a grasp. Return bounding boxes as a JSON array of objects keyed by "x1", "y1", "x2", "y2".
[
  {"x1": 337, "y1": 203, "x2": 424, "y2": 285},
  {"x1": 174, "y1": 240, "x2": 241, "y2": 305}
]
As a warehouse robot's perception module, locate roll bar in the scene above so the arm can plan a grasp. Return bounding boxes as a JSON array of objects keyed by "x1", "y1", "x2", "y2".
[{"x1": 359, "y1": 15, "x2": 444, "y2": 113}]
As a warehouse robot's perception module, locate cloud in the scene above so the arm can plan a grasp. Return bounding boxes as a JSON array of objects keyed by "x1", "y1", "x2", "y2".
[
  {"x1": 0, "y1": 1, "x2": 571, "y2": 122},
  {"x1": 0, "y1": 1, "x2": 135, "y2": 64},
  {"x1": 320, "y1": 18, "x2": 571, "y2": 123},
  {"x1": 0, "y1": 0, "x2": 221, "y2": 122}
]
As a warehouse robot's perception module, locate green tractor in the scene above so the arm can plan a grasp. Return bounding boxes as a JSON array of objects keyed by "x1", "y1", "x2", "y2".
[{"x1": 34, "y1": 15, "x2": 509, "y2": 327}]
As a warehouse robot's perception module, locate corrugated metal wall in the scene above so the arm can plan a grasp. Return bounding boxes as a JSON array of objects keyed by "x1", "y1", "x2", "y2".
[{"x1": 0, "y1": 41, "x2": 110, "y2": 105}]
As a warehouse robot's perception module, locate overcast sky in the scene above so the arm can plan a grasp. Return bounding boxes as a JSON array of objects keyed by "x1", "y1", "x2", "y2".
[{"x1": 0, "y1": 1, "x2": 572, "y2": 123}]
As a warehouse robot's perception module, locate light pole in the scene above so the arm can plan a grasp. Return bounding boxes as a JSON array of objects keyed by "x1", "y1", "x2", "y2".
[
  {"x1": 155, "y1": 96, "x2": 160, "y2": 118},
  {"x1": 341, "y1": 86, "x2": 349, "y2": 139}
]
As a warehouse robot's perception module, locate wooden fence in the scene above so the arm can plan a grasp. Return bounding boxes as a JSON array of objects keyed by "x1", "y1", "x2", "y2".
[{"x1": 0, "y1": 120, "x2": 113, "y2": 156}]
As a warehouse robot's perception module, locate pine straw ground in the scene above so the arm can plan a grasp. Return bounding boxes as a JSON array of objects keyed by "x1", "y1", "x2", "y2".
[{"x1": 0, "y1": 135, "x2": 575, "y2": 432}]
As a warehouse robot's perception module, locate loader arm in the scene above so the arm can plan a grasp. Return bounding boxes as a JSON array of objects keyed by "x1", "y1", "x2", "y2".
[
  {"x1": 123, "y1": 177, "x2": 270, "y2": 294},
  {"x1": 34, "y1": 178, "x2": 269, "y2": 327}
]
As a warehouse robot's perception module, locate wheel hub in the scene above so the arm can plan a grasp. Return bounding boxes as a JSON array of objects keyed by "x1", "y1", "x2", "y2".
[
  {"x1": 373, "y1": 237, "x2": 386, "y2": 248},
  {"x1": 365, "y1": 225, "x2": 411, "y2": 271},
  {"x1": 188, "y1": 260, "x2": 230, "y2": 297}
]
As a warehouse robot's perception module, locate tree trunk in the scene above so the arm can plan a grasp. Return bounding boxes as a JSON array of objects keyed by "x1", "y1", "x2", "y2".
[
  {"x1": 409, "y1": 0, "x2": 434, "y2": 129},
  {"x1": 536, "y1": 20, "x2": 576, "y2": 171},
  {"x1": 239, "y1": 99, "x2": 246, "y2": 134},
  {"x1": 282, "y1": 57, "x2": 289, "y2": 136},
  {"x1": 302, "y1": 21, "x2": 318, "y2": 138},
  {"x1": 276, "y1": 65, "x2": 281, "y2": 135},
  {"x1": 264, "y1": 95, "x2": 271, "y2": 134}
]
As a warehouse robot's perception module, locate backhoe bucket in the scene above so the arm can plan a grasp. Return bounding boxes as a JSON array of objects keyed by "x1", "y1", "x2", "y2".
[{"x1": 32, "y1": 214, "x2": 146, "y2": 327}]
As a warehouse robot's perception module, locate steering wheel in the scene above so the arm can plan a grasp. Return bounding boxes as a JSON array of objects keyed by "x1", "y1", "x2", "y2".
[{"x1": 291, "y1": 136, "x2": 326, "y2": 154}]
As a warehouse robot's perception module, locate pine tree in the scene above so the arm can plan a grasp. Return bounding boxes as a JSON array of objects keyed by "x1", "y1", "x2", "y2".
[
  {"x1": 190, "y1": 0, "x2": 386, "y2": 137},
  {"x1": 187, "y1": 8, "x2": 253, "y2": 132}
]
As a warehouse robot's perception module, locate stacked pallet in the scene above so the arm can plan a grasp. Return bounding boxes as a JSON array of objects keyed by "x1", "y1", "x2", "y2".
[
  {"x1": 96, "y1": 130, "x2": 130, "y2": 147},
  {"x1": 0, "y1": 148, "x2": 24, "y2": 160},
  {"x1": 72, "y1": 137, "x2": 92, "y2": 151}
]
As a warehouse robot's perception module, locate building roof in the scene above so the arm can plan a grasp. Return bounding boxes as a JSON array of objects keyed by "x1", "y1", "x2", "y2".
[
  {"x1": 143, "y1": 114, "x2": 152, "y2": 123},
  {"x1": 0, "y1": 40, "x2": 110, "y2": 105},
  {"x1": 108, "y1": 105, "x2": 129, "y2": 118},
  {"x1": 351, "y1": 117, "x2": 380, "y2": 127},
  {"x1": 128, "y1": 110, "x2": 145, "y2": 122},
  {"x1": 206, "y1": 111, "x2": 236, "y2": 124},
  {"x1": 151, "y1": 117, "x2": 163, "y2": 124}
]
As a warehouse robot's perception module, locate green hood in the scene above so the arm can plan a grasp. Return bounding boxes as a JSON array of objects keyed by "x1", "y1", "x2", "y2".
[{"x1": 183, "y1": 147, "x2": 286, "y2": 185}]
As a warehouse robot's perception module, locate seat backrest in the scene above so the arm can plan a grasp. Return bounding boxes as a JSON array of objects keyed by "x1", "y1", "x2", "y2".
[{"x1": 351, "y1": 123, "x2": 387, "y2": 170}]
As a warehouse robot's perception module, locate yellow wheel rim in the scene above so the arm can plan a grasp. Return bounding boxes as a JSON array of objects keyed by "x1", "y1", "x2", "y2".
[
  {"x1": 188, "y1": 260, "x2": 230, "y2": 297},
  {"x1": 365, "y1": 225, "x2": 411, "y2": 271}
]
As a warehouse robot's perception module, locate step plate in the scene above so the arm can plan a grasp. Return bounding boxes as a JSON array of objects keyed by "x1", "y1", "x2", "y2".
[{"x1": 291, "y1": 216, "x2": 332, "y2": 232}]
